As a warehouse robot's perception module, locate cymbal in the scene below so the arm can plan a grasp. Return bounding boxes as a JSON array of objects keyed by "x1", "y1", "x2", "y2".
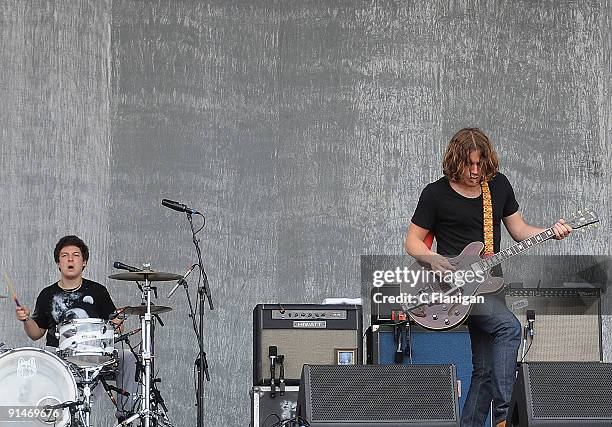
[
  {"x1": 109, "y1": 270, "x2": 182, "y2": 282},
  {"x1": 119, "y1": 305, "x2": 172, "y2": 316}
]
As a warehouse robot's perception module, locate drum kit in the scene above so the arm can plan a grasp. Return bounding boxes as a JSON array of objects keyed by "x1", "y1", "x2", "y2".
[{"x1": 0, "y1": 267, "x2": 184, "y2": 427}]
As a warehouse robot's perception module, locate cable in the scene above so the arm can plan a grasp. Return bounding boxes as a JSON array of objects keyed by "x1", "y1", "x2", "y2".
[
  {"x1": 262, "y1": 413, "x2": 281, "y2": 426},
  {"x1": 193, "y1": 362, "x2": 198, "y2": 406},
  {"x1": 194, "y1": 212, "x2": 206, "y2": 235},
  {"x1": 269, "y1": 416, "x2": 311, "y2": 427},
  {"x1": 520, "y1": 339, "x2": 534, "y2": 363}
]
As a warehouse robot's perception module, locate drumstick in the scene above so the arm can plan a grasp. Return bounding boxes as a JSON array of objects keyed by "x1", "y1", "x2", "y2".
[{"x1": 3, "y1": 272, "x2": 21, "y2": 307}]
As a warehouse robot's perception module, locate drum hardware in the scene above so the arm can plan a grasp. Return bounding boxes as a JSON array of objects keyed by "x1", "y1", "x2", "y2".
[
  {"x1": 73, "y1": 361, "x2": 113, "y2": 427},
  {"x1": 110, "y1": 266, "x2": 178, "y2": 427},
  {"x1": 41, "y1": 399, "x2": 84, "y2": 426},
  {"x1": 54, "y1": 316, "x2": 129, "y2": 426}
]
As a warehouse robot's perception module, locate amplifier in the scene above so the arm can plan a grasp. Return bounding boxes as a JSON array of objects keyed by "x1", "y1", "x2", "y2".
[
  {"x1": 251, "y1": 385, "x2": 299, "y2": 427},
  {"x1": 505, "y1": 286, "x2": 602, "y2": 361},
  {"x1": 507, "y1": 362, "x2": 612, "y2": 426},
  {"x1": 253, "y1": 304, "x2": 362, "y2": 386},
  {"x1": 367, "y1": 324, "x2": 493, "y2": 426},
  {"x1": 298, "y1": 364, "x2": 460, "y2": 427},
  {"x1": 367, "y1": 324, "x2": 471, "y2": 411}
]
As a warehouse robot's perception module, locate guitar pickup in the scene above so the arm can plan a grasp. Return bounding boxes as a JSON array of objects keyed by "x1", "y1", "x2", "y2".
[{"x1": 470, "y1": 263, "x2": 484, "y2": 274}]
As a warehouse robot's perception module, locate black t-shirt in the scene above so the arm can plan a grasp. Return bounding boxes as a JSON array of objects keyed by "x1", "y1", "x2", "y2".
[
  {"x1": 411, "y1": 172, "x2": 519, "y2": 257},
  {"x1": 31, "y1": 278, "x2": 116, "y2": 347}
]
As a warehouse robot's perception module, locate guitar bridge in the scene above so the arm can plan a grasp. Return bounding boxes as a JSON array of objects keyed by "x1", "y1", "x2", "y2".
[{"x1": 410, "y1": 307, "x2": 426, "y2": 318}]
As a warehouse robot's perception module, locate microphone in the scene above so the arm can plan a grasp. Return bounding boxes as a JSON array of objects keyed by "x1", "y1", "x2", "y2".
[
  {"x1": 167, "y1": 264, "x2": 198, "y2": 298},
  {"x1": 161, "y1": 199, "x2": 198, "y2": 215},
  {"x1": 113, "y1": 261, "x2": 141, "y2": 272},
  {"x1": 115, "y1": 328, "x2": 141, "y2": 344},
  {"x1": 526, "y1": 310, "x2": 535, "y2": 338},
  {"x1": 269, "y1": 346, "x2": 277, "y2": 397},
  {"x1": 100, "y1": 378, "x2": 118, "y2": 406},
  {"x1": 107, "y1": 384, "x2": 130, "y2": 398},
  {"x1": 277, "y1": 355, "x2": 285, "y2": 396}
]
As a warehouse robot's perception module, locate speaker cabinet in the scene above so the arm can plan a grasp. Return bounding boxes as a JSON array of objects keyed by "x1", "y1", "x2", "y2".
[
  {"x1": 253, "y1": 304, "x2": 362, "y2": 386},
  {"x1": 298, "y1": 364, "x2": 460, "y2": 427},
  {"x1": 505, "y1": 287, "x2": 602, "y2": 361},
  {"x1": 367, "y1": 324, "x2": 493, "y2": 426},
  {"x1": 507, "y1": 362, "x2": 612, "y2": 426}
]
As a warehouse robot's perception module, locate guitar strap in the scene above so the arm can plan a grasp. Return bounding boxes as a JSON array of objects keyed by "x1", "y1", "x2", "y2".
[{"x1": 481, "y1": 181, "x2": 494, "y2": 257}]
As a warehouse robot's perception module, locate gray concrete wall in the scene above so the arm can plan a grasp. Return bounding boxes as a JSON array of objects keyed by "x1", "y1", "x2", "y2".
[{"x1": 1, "y1": 1, "x2": 610, "y2": 425}]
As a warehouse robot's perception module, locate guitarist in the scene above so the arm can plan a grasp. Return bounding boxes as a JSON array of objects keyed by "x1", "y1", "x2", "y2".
[{"x1": 404, "y1": 128, "x2": 571, "y2": 427}]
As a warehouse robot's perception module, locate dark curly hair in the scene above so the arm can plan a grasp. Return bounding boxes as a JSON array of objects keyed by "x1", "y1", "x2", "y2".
[
  {"x1": 54, "y1": 235, "x2": 89, "y2": 263},
  {"x1": 442, "y1": 128, "x2": 499, "y2": 183}
]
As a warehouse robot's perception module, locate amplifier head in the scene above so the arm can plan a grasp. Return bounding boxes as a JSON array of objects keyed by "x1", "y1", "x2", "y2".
[{"x1": 253, "y1": 304, "x2": 362, "y2": 386}]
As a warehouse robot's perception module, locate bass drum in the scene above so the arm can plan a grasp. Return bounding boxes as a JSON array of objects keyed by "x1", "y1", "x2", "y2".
[{"x1": 0, "y1": 347, "x2": 77, "y2": 426}]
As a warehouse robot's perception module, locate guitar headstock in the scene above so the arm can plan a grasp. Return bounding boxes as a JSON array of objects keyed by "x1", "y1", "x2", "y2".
[{"x1": 566, "y1": 209, "x2": 600, "y2": 230}]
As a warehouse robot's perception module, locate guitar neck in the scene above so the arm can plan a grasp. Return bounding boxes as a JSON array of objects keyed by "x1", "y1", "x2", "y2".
[{"x1": 478, "y1": 227, "x2": 556, "y2": 271}]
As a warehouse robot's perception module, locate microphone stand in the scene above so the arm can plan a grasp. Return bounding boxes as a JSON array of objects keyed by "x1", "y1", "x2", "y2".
[{"x1": 186, "y1": 212, "x2": 213, "y2": 427}]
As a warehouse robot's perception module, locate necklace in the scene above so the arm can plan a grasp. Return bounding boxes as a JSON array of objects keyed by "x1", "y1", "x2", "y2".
[
  {"x1": 450, "y1": 181, "x2": 481, "y2": 198},
  {"x1": 59, "y1": 278, "x2": 83, "y2": 292}
]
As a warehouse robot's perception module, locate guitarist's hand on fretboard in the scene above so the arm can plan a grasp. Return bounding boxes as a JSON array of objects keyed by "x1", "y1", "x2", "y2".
[{"x1": 551, "y1": 218, "x2": 572, "y2": 240}]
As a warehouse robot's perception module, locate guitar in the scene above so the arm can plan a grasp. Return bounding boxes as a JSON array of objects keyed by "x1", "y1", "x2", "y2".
[{"x1": 400, "y1": 210, "x2": 599, "y2": 330}]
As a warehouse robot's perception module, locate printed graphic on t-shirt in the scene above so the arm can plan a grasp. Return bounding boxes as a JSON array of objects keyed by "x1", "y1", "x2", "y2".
[{"x1": 50, "y1": 291, "x2": 97, "y2": 324}]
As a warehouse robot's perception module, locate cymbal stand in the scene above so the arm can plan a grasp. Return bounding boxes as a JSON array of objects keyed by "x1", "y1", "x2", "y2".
[{"x1": 114, "y1": 271, "x2": 154, "y2": 427}]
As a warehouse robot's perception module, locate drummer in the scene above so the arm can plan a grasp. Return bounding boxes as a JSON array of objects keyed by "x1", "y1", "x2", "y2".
[{"x1": 14, "y1": 235, "x2": 137, "y2": 422}]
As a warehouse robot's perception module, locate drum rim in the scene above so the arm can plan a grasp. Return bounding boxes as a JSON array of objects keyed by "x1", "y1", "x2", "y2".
[
  {"x1": 59, "y1": 317, "x2": 108, "y2": 326},
  {"x1": 64, "y1": 350, "x2": 117, "y2": 357}
]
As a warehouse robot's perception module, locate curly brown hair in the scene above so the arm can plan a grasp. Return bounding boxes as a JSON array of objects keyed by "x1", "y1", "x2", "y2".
[
  {"x1": 442, "y1": 128, "x2": 499, "y2": 182},
  {"x1": 54, "y1": 235, "x2": 89, "y2": 263}
]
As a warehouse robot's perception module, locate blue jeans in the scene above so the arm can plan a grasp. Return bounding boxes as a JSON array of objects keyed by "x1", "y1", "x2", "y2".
[
  {"x1": 91, "y1": 348, "x2": 139, "y2": 418},
  {"x1": 460, "y1": 294, "x2": 522, "y2": 427}
]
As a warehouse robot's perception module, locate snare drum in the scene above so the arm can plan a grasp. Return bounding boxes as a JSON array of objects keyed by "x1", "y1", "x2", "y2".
[
  {"x1": 58, "y1": 318, "x2": 117, "y2": 367},
  {"x1": 0, "y1": 347, "x2": 77, "y2": 426}
]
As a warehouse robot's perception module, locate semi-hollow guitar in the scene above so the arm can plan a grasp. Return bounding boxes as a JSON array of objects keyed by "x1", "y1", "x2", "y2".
[{"x1": 401, "y1": 210, "x2": 599, "y2": 330}]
